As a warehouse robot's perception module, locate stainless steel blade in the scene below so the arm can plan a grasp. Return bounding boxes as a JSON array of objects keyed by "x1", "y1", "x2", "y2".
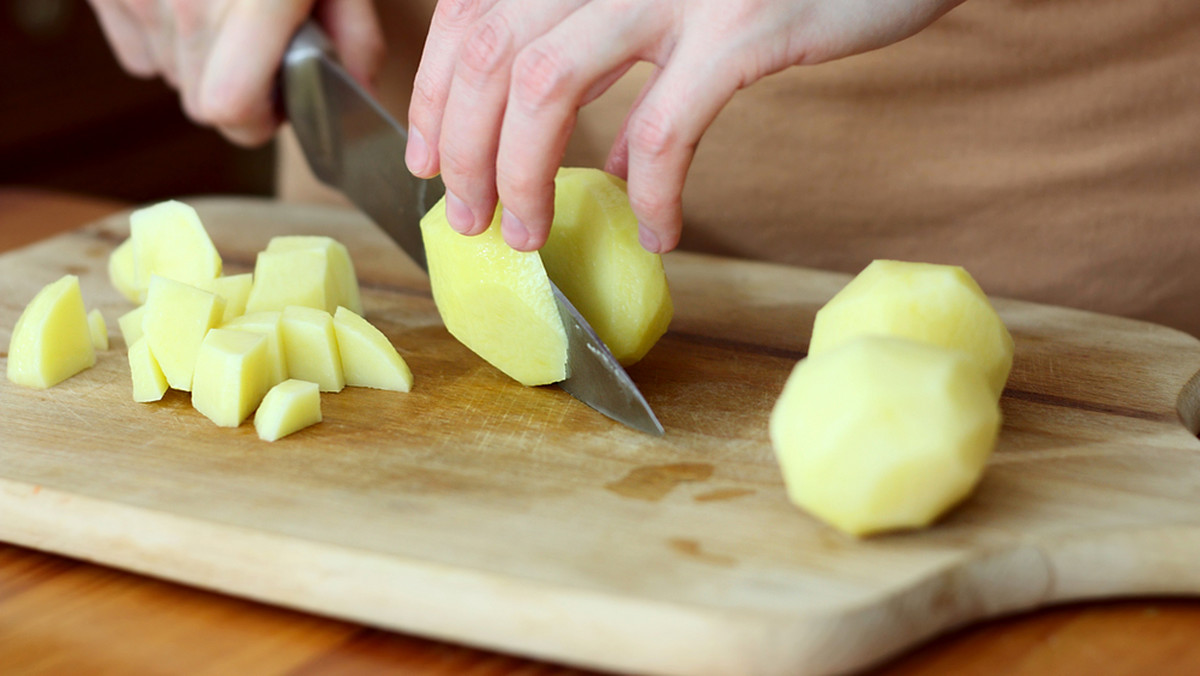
[{"x1": 281, "y1": 21, "x2": 663, "y2": 435}]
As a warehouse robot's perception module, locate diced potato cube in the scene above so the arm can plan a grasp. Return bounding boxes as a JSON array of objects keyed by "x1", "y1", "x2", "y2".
[
  {"x1": 255, "y1": 379, "x2": 322, "y2": 441},
  {"x1": 130, "y1": 200, "x2": 222, "y2": 292},
  {"x1": 280, "y1": 306, "x2": 344, "y2": 392},
  {"x1": 265, "y1": 236, "x2": 362, "y2": 314},
  {"x1": 128, "y1": 336, "x2": 168, "y2": 402},
  {"x1": 770, "y1": 336, "x2": 1001, "y2": 536},
  {"x1": 222, "y1": 311, "x2": 289, "y2": 387},
  {"x1": 88, "y1": 309, "x2": 109, "y2": 351},
  {"x1": 6, "y1": 275, "x2": 96, "y2": 388},
  {"x1": 420, "y1": 201, "x2": 567, "y2": 386},
  {"x1": 108, "y1": 238, "x2": 141, "y2": 304},
  {"x1": 143, "y1": 275, "x2": 226, "y2": 391},
  {"x1": 118, "y1": 305, "x2": 147, "y2": 348},
  {"x1": 190, "y1": 329, "x2": 270, "y2": 427},
  {"x1": 245, "y1": 235, "x2": 361, "y2": 316},
  {"x1": 333, "y1": 306, "x2": 412, "y2": 392},
  {"x1": 199, "y1": 273, "x2": 254, "y2": 323}
]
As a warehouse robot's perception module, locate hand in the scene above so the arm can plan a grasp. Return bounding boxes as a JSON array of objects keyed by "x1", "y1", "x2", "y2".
[
  {"x1": 86, "y1": 0, "x2": 385, "y2": 146},
  {"x1": 405, "y1": 0, "x2": 965, "y2": 253}
]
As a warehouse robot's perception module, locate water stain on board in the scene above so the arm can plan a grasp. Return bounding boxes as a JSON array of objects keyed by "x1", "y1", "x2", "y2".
[
  {"x1": 605, "y1": 462, "x2": 714, "y2": 502},
  {"x1": 693, "y1": 488, "x2": 755, "y2": 503},
  {"x1": 667, "y1": 538, "x2": 737, "y2": 567},
  {"x1": 63, "y1": 264, "x2": 89, "y2": 276}
]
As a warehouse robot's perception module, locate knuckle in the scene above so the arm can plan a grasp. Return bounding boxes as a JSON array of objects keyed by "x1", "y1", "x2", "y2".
[
  {"x1": 459, "y1": 14, "x2": 514, "y2": 80},
  {"x1": 497, "y1": 166, "x2": 550, "y2": 205},
  {"x1": 408, "y1": 72, "x2": 441, "y2": 117},
  {"x1": 435, "y1": 0, "x2": 481, "y2": 27},
  {"x1": 627, "y1": 189, "x2": 672, "y2": 224},
  {"x1": 626, "y1": 107, "x2": 678, "y2": 159},
  {"x1": 511, "y1": 43, "x2": 573, "y2": 109}
]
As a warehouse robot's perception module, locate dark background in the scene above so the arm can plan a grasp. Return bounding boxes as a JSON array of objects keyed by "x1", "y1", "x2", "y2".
[{"x1": 0, "y1": 0, "x2": 275, "y2": 203}]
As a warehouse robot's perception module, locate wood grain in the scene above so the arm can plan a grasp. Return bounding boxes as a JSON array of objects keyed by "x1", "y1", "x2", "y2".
[{"x1": 2, "y1": 190, "x2": 1200, "y2": 675}]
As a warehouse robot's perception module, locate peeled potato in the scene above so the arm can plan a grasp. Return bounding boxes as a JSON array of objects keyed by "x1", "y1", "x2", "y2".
[
  {"x1": 142, "y1": 275, "x2": 226, "y2": 391},
  {"x1": 191, "y1": 328, "x2": 270, "y2": 427},
  {"x1": 6, "y1": 275, "x2": 96, "y2": 389},
  {"x1": 809, "y1": 260, "x2": 1014, "y2": 397},
  {"x1": 770, "y1": 336, "x2": 1001, "y2": 536},
  {"x1": 333, "y1": 306, "x2": 413, "y2": 392},
  {"x1": 255, "y1": 379, "x2": 322, "y2": 441},
  {"x1": 130, "y1": 200, "x2": 222, "y2": 295}
]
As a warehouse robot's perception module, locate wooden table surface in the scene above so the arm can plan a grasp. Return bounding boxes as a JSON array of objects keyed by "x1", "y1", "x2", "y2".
[{"x1": 3, "y1": 187, "x2": 1200, "y2": 675}]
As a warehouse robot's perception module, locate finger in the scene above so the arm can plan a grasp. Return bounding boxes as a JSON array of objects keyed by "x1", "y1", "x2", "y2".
[
  {"x1": 317, "y1": 0, "x2": 387, "y2": 90},
  {"x1": 405, "y1": 0, "x2": 499, "y2": 179},
  {"x1": 437, "y1": 0, "x2": 587, "y2": 236},
  {"x1": 133, "y1": 0, "x2": 178, "y2": 86},
  {"x1": 174, "y1": 1, "x2": 217, "y2": 122},
  {"x1": 197, "y1": 0, "x2": 314, "y2": 146},
  {"x1": 603, "y1": 65, "x2": 661, "y2": 181},
  {"x1": 622, "y1": 44, "x2": 740, "y2": 254},
  {"x1": 87, "y1": 0, "x2": 158, "y2": 78},
  {"x1": 495, "y1": 2, "x2": 669, "y2": 251}
]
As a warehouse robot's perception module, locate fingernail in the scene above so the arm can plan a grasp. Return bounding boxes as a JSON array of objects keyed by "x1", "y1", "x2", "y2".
[
  {"x1": 445, "y1": 190, "x2": 474, "y2": 234},
  {"x1": 501, "y1": 208, "x2": 530, "y2": 250},
  {"x1": 638, "y1": 226, "x2": 661, "y2": 253},
  {"x1": 405, "y1": 127, "x2": 429, "y2": 175}
]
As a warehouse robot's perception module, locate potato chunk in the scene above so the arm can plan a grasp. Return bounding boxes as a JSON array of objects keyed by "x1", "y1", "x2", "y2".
[
  {"x1": 245, "y1": 237, "x2": 362, "y2": 315},
  {"x1": 191, "y1": 329, "x2": 271, "y2": 427},
  {"x1": 108, "y1": 238, "x2": 141, "y2": 304},
  {"x1": 127, "y1": 336, "x2": 168, "y2": 402},
  {"x1": 199, "y1": 273, "x2": 254, "y2": 323},
  {"x1": 255, "y1": 379, "x2": 322, "y2": 441},
  {"x1": 130, "y1": 200, "x2": 222, "y2": 294},
  {"x1": 421, "y1": 200, "x2": 568, "y2": 386},
  {"x1": 143, "y1": 275, "x2": 226, "y2": 391},
  {"x1": 265, "y1": 236, "x2": 362, "y2": 314},
  {"x1": 539, "y1": 168, "x2": 673, "y2": 365},
  {"x1": 280, "y1": 306, "x2": 345, "y2": 392},
  {"x1": 88, "y1": 309, "x2": 109, "y2": 351},
  {"x1": 809, "y1": 260, "x2": 1014, "y2": 397},
  {"x1": 333, "y1": 306, "x2": 413, "y2": 392},
  {"x1": 118, "y1": 305, "x2": 147, "y2": 348},
  {"x1": 770, "y1": 337, "x2": 1001, "y2": 536},
  {"x1": 6, "y1": 275, "x2": 96, "y2": 388},
  {"x1": 222, "y1": 311, "x2": 289, "y2": 388}
]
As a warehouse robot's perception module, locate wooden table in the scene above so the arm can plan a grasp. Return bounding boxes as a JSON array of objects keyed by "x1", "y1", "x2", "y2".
[{"x1": 3, "y1": 187, "x2": 1200, "y2": 675}]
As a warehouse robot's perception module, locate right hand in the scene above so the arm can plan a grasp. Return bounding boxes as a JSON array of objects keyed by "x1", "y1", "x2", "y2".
[{"x1": 86, "y1": 0, "x2": 386, "y2": 146}]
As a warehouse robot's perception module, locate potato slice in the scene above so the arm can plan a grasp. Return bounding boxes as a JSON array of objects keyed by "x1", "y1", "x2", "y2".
[
  {"x1": 265, "y1": 236, "x2": 362, "y2": 314},
  {"x1": 199, "y1": 273, "x2": 254, "y2": 324},
  {"x1": 420, "y1": 199, "x2": 568, "y2": 386},
  {"x1": 255, "y1": 379, "x2": 322, "y2": 441},
  {"x1": 809, "y1": 260, "x2": 1014, "y2": 397},
  {"x1": 130, "y1": 200, "x2": 222, "y2": 293},
  {"x1": 108, "y1": 238, "x2": 141, "y2": 304},
  {"x1": 143, "y1": 275, "x2": 226, "y2": 391},
  {"x1": 222, "y1": 311, "x2": 289, "y2": 388},
  {"x1": 118, "y1": 305, "x2": 147, "y2": 348},
  {"x1": 280, "y1": 306, "x2": 345, "y2": 392},
  {"x1": 770, "y1": 336, "x2": 1001, "y2": 536},
  {"x1": 6, "y1": 275, "x2": 96, "y2": 388},
  {"x1": 191, "y1": 329, "x2": 270, "y2": 427},
  {"x1": 127, "y1": 336, "x2": 168, "y2": 402},
  {"x1": 333, "y1": 306, "x2": 413, "y2": 392},
  {"x1": 87, "y1": 309, "x2": 109, "y2": 351},
  {"x1": 539, "y1": 168, "x2": 673, "y2": 365}
]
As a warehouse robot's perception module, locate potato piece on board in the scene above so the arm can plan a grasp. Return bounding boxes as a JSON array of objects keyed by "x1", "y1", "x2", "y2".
[
  {"x1": 333, "y1": 306, "x2": 412, "y2": 392},
  {"x1": 6, "y1": 275, "x2": 96, "y2": 388},
  {"x1": 127, "y1": 336, "x2": 168, "y2": 402},
  {"x1": 143, "y1": 275, "x2": 226, "y2": 391},
  {"x1": 130, "y1": 200, "x2": 222, "y2": 293},
  {"x1": 770, "y1": 336, "x2": 1001, "y2": 537},
  {"x1": 108, "y1": 238, "x2": 141, "y2": 304},
  {"x1": 265, "y1": 236, "x2": 362, "y2": 314},
  {"x1": 118, "y1": 305, "x2": 147, "y2": 348},
  {"x1": 255, "y1": 379, "x2": 322, "y2": 441},
  {"x1": 420, "y1": 200, "x2": 567, "y2": 386},
  {"x1": 88, "y1": 309, "x2": 109, "y2": 351},
  {"x1": 191, "y1": 329, "x2": 270, "y2": 427},
  {"x1": 199, "y1": 274, "x2": 254, "y2": 324},
  {"x1": 222, "y1": 311, "x2": 289, "y2": 388},
  {"x1": 809, "y1": 260, "x2": 1014, "y2": 397},
  {"x1": 280, "y1": 306, "x2": 345, "y2": 392},
  {"x1": 539, "y1": 168, "x2": 673, "y2": 366}
]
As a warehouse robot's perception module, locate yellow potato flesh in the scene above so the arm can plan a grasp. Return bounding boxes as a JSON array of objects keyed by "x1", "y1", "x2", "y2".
[
  {"x1": 265, "y1": 236, "x2": 363, "y2": 314},
  {"x1": 118, "y1": 305, "x2": 147, "y2": 348},
  {"x1": 808, "y1": 260, "x2": 1014, "y2": 397},
  {"x1": 130, "y1": 200, "x2": 222, "y2": 294},
  {"x1": 539, "y1": 168, "x2": 673, "y2": 365},
  {"x1": 420, "y1": 199, "x2": 567, "y2": 386},
  {"x1": 191, "y1": 329, "x2": 270, "y2": 427},
  {"x1": 333, "y1": 306, "x2": 413, "y2": 392},
  {"x1": 280, "y1": 306, "x2": 345, "y2": 392},
  {"x1": 88, "y1": 309, "x2": 109, "y2": 351},
  {"x1": 245, "y1": 249, "x2": 332, "y2": 315},
  {"x1": 221, "y1": 311, "x2": 289, "y2": 388},
  {"x1": 142, "y1": 275, "x2": 226, "y2": 391},
  {"x1": 127, "y1": 336, "x2": 168, "y2": 402},
  {"x1": 255, "y1": 379, "x2": 322, "y2": 441},
  {"x1": 770, "y1": 337, "x2": 1001, "y2": 536},
  {"x1": 6, "y1": 275, "x2": 96, "y2": 389},
  {"x1": 108, "y1": 238, "x2": 141, "y2": 303},
  {"x1": 199, "y1": 273, "x2": 254, "y2": 324}
]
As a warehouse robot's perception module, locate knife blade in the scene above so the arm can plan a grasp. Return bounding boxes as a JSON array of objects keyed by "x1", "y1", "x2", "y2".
[{"x1": 281, "y1": 21, "x2": 664, "y2": 436}]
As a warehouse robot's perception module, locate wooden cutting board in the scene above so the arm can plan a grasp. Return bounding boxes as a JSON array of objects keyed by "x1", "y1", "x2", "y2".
[{"x1": 2, "y1": 198, "x2": 1199, "y2": 676}]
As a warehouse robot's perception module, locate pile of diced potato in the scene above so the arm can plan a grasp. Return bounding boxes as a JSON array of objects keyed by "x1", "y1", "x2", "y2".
[{"x1": 7, "y1": 200, "x2": 412, "y2": 441}]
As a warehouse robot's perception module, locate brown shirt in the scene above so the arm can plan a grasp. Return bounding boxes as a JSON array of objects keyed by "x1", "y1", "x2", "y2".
[{"x1": 278, "y1": 0, "x2": 1200, "y2": 336}]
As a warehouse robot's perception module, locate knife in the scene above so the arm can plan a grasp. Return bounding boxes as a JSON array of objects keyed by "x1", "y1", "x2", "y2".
[{"x1": 281, "y1": 21, "x2": 664, "y2": 436}]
